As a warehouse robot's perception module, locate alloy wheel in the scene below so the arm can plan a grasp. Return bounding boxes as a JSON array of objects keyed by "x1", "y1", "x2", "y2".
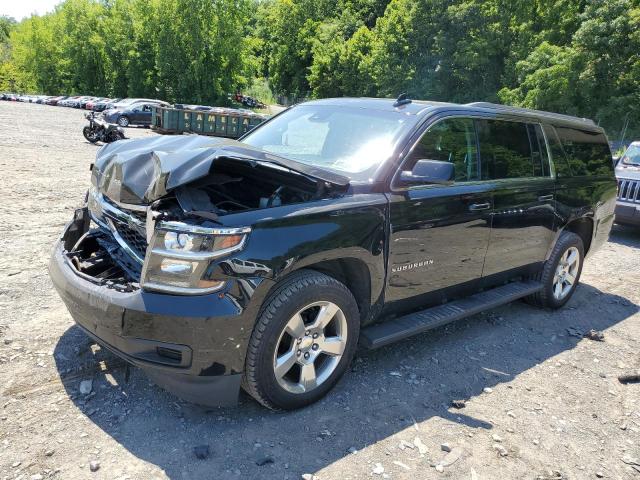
[
  {"x1": 552, "y1": 246, "x2": 580, "y2": 300},
  {"x1": 273, "y1": 301, "x2": 348, "y2": 394}
]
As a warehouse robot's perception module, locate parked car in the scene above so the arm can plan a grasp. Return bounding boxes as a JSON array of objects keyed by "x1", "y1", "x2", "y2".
[
  {"x1": 79, "y1": 97, "x2": 96, "y2": 109},
  {"x1": 46, "y1": 96, "x2": 68, "y2": 106},
  {"x1": 103, "y1": 101, "x2": 167, "y2": 127},
  {"x1": 59, "y1": 96, "x2": 81, "y2": 107},
  {"x1": 49, "y1": 97, "x2": 616, "y2": 410},
  {"x1": 85, "y1": 97, "x2": 107, "y2": 110},
  {"x1": 104, "y1": 98, "x2": 168, "y2": 112},
  {"x1": 614, "y1": 141, "x2": 640, "y2": 227},
  {"x1": 92, "y1": 98, "x2": 120, "y2": 112}
]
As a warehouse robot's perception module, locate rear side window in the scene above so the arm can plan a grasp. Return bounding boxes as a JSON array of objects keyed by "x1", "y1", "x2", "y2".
[
  {"x1": 554, "y1": 126, "x2": 613, "y2": 176},
  {"x1": 477, "y1": 119, "x2": 542, "y2": 179}
]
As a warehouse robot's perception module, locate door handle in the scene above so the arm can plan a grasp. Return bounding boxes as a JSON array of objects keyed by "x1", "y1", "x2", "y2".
[
  {"x1": 538, "y1": 194, "x2": 554, "y2": 202},
  {"x1": 469, "y1": 202, "x2": 491, "y2": 211}
]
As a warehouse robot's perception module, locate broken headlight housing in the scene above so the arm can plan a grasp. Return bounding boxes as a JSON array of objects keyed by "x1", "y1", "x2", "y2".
[{"x1": 141, "y1": 221, "x2": 250, "y2": 295}]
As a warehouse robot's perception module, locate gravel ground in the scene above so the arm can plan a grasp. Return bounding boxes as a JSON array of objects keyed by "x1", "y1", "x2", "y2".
[{"x1": 1, "y1": 101, "x2": 640, "y2": 480}]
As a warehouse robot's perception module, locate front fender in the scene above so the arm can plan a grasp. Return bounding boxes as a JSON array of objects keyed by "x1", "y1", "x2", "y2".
[{"x1": 206, "y1": 194, "x2": 389, "y2": 314}]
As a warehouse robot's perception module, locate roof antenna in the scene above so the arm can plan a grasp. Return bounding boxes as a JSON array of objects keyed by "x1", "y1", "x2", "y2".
[{"x1": 393, "y1": 93, "x2": 412, "y2": 108}]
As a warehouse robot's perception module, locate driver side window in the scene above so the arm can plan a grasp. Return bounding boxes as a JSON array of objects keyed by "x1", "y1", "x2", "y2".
[{"x1": 405, "y1": 118, "x2": 479, "y2": 182}]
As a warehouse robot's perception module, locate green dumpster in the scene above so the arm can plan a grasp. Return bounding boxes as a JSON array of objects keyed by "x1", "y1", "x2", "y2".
[
  {"x1": 178, "y1": 110, "x2": 193, "y2": 132},
  {"x1": 227, "y1": 115, "x2": 240, "y2": 137},
  {"x1": 204, "y1": 113, "x2": 217, "y2": 134},
  {"x1": 215, "y1": 114, "x2": 228, "y2": 135},
  {"x1": 192, "y1": 112, "x2": 204, "y2": 133},
  {"x1": 162, "y1": 108, "x2": 180, "y2": 132}
]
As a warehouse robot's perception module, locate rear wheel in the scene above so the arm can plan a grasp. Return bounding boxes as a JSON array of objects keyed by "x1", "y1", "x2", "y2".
[
  {"x1": 108, "y1": 131, "x2": 125, "y2": 142},
  {"x1": 527, "y1": 231, "x2": 584, "y2": 309},
  {"x1": 243, "y1": 270, "x2": 359, "y2": 410}
]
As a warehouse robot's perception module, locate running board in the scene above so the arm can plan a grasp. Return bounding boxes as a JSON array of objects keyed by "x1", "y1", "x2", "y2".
[{"x1": 360, "y1": 281, "x2": 543, "y2": 349}]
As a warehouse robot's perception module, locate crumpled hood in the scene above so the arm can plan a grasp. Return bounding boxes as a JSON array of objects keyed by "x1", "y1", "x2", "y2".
[{"x1": 92, "y1": 135, "x2": 349, "y2": 205}]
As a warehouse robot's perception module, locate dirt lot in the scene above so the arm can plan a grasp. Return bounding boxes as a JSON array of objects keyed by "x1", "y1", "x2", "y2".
[{"x1": 1, "y1": 100, "x2": 640, "y2": 480}]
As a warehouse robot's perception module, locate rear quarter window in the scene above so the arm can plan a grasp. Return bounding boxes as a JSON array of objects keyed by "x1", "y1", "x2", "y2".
[{"x1": 554, "y1": 126, "x2": 613, "y2": 176}]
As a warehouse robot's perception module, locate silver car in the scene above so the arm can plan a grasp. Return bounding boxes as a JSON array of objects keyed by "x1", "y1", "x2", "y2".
[{"x1": 615, "y1": 141, "x2": 640, "y2": 226}]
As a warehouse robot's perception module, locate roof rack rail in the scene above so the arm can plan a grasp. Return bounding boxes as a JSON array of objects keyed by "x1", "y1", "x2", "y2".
[{"x1": 465, "y1": 102, "x2": 596, "y2": 126}]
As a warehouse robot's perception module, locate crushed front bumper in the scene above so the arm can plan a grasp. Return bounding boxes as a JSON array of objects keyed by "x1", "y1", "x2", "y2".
[{"x1": 48, "y1": 219, "x2": 252, "y2": 407}]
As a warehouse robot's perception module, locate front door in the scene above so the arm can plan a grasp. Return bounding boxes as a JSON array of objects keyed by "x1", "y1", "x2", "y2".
[{"x1": 385, "y1": 117, "x2": 492, "y2": 310}]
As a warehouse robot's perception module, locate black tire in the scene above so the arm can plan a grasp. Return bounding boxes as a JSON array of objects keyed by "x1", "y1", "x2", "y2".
[
  {"x1": 82, "y1": 126, "x2": 99, "y2": 143},
  {"x1": 527, "y1": 231, "x2": 584, "y2": 309},
  {"x1": 242, "y1": 270, "x2": 360, "y2": 410},
  {"x1": 117, "y1": 116, "x2": 129, "y2": 127},
  {"x1": 108, "y1": 131, "x2": 125, "y2": 142}
]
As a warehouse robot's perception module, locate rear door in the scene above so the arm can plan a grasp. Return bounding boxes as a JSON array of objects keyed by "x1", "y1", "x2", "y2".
[
  {"x1": 385, "y1": 117, "x2": 493, "y2": 310},
  {"x1": 477, "y1": 119, "x2": 556, "y2": 278}
]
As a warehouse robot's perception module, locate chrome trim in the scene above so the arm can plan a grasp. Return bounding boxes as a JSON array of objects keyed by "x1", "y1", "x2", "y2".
[
  {"x1": 157, "y1": 220, "x2": 252, "y2": 235},
  {"x1": 617, "y1": 178, "x2": 640, "y2": 203},
  {"x1": 108, "y1": 198, "x2": 149, "y2": 212},
  {"x1": 141, "y1": 281, "x2": 225, "y2": 295},
  {"x1": 106, "y1": 218, "x2": 145, "y2": 264}
]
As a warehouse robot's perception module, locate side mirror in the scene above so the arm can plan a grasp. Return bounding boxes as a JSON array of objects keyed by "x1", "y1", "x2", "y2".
[{"x1": 400, "y1": 159, "x2": 454, "y2": 185}]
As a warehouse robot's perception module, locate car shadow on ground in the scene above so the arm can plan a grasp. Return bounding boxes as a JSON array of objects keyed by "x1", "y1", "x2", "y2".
[
  {"x1": 53, "y1": 276, "x2": 638, "y2": 479},
  {"x1": 608, "y1": 223, "x2": 640, "y2": 247}
]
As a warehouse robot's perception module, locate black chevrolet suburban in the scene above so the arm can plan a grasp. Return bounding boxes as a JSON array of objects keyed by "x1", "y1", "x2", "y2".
[{"x1": 49, "y1": 97, "x2": 617, "y2": 410}]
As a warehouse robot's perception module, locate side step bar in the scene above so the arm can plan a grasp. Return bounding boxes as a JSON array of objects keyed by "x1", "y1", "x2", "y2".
[{"x1": 360, "y1": 281, "x2": 543, "y2": 349}]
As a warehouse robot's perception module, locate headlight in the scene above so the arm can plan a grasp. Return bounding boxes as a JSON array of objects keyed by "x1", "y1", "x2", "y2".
[
  {"x1": 141, "y1": 222, "x2": 250, "y2": 295},
  {"x1": 87, "y1": 186, "x2": 106, "y2": 225}
]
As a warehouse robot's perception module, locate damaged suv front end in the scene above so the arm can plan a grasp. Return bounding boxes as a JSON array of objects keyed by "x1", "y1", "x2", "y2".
[{"x1": 49, "y1": 133, "x2": 356, "y2": 406}]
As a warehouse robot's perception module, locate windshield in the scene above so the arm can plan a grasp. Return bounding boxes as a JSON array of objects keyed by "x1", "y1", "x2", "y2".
[
  {"x1": 621, "y1": 144, "x2": 640, "y2": 166},
  {"x1": 242, "y1": 105, "x2": 415, "y2": 180}
]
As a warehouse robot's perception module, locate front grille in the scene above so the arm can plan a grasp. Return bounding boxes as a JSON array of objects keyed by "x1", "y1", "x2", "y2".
[
  {"x1": 112, "y1": 221, "x2": 148, "y2": 260},
  {"x1": 617, "y1": 178, "x2": 640, "y2": 203}
]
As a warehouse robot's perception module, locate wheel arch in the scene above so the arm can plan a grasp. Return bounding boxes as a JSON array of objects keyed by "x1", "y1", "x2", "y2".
[
  {"x1": 563, "y1": 216, "x2": 594, "y2": 255},
  {"x1": 259, "y1": 258, "x2": 375, "y2": 325},
  {"x1": 302, "y1": 258, "x2": 372, "y2": 323}
]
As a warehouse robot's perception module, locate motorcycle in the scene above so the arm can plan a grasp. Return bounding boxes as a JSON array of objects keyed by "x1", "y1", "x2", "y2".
[{"x1": 83, "y1": 112, "x2": 126, "y2": 143}]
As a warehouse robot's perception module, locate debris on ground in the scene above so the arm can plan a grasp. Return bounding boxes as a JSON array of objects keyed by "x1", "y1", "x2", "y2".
[
  {"x1": 535, "y1": 471, "x2": 565, "y2": 480},
  {"x1": 584, "y1": 329, "x2": 605, "y2": 341},
  {"x1": 372, "y1": 463, "x2": 384, "y2": 475},
  {"x1": 439, "y1": 447, "x2": 464, "y2": 467},
  {"x1": 413, "y1": 437, "x2": 428, "y2": 454},
  {"x1": 622, "y1": 456, "x2": 640, "y2": 473},
  {"x1": 618, "y1": 372, "x2": 640, "y2": 384},
  {"x1": 256, "y1": 456, "x2": 274, "y2": 466},
  {"x1": 89, "y1": 461, "x2": 100, "y2": 472},
  {"x1": 79, "y1": 379, "x2": 93, "y2": 395},
  {"x1": 566, "y1": 326, "x2": 583, "y2": 338},
  {"x1": 193, "y1": 445, "x2": 210, "y2": 459},
  {"x1": 493, "y1": 444, "x2": 508, "y2": 457},
  {"x1": 451, "y1": 399, "x2": 466, "y2": 409}
]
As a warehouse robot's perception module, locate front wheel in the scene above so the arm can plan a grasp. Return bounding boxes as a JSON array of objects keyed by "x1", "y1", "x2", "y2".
[
  {"x1": 527, "y1": 231, "x2": 584, "y2": 309},
  {"x1": 82, "y1": 126, "x2": 99, "y2": 143},
  {"x1": 243, "y1": 270, "x2": 360, "y2": 410},
  {"x1": 117, "y1": 116, "x2": 129, "y2": 127}
]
